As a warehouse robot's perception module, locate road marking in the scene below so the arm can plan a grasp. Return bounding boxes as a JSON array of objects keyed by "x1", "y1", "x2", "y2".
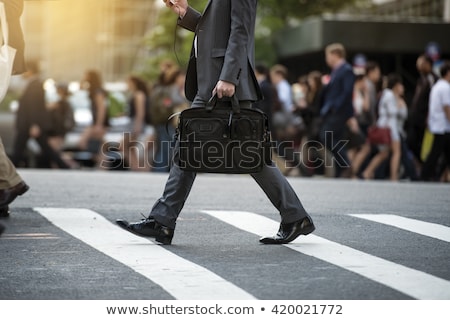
[
  {"x1": 202, "y1": 210, "x2": 450, "y2": 300},
  {"x1": 1, "y1": 233, "x2": 59, "y2": 240},
  {"x1": 35, "y1": 208, "x2": 256, "y2": 300},
  {"x1": 350, "y1": 214, "x2": 450, "y2": 243}
]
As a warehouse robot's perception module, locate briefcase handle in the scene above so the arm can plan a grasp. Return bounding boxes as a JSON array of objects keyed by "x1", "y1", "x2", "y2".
[{"x1": 206, "y1": 94, "x2": 241, "y2": 114}]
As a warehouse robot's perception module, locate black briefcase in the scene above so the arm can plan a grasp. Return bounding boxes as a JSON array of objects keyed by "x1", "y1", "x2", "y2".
[{"x1": 177, "y1": 95, "x2": 271, "y2": 174}]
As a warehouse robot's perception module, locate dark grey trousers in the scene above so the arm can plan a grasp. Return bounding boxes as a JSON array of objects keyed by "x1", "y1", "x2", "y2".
[{"x1": 149, "y1": 96, "x2": 309, "y2": 229}]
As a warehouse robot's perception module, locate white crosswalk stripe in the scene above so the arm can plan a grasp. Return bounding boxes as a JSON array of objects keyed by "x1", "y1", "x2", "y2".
[
  {"x1": 350, "y1": 214, "x2": 450, "y2": 243},
  {"x1": 202, "y1": 210, "x2": 450, "y2": 300},
  {"x1": 34, "y1": 207, "x2": 450, "y2": 300},
  {"x1": 35, "y1": 208, "x2": 256, "y2": 300}
]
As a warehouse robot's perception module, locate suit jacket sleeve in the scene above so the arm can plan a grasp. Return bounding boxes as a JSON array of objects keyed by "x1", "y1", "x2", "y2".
[
  {"x1": 220, "y1": 0, "x2": 256, "y2": 86},
  {"x1": 177, "y1": 6, "x2": 201, "y2": 32}
]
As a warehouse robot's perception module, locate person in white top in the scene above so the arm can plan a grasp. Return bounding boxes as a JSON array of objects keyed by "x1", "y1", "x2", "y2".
[
  {"x1": 421, "y1": 62, "x2": 450, "y2": 181},
  {"x1": 352, "y1": 74, "x2": 408, "y2": 181}
]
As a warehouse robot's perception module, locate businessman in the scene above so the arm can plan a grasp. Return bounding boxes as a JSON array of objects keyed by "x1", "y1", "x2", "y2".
[
  {"x1": 117, "y1": 0, "x2": 315, "y2": 245},
  {"x1": 319, "y1": 43, "x2": 356, "y2": 177}
]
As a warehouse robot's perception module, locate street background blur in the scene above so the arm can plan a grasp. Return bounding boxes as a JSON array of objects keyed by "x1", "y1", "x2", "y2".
[{"x1": 1, "y1": 0, "x2": 449, "y2": 180}]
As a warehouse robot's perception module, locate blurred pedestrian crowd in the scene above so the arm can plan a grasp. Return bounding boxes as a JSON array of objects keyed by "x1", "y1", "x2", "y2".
[
  {"x1": 5, "y1": 45, "x2": 450, "y2": 182},
  {"x1": 253, "y1": 44, "x2": 450, "y2": 182},
  {"x1": 7, "y1": 59, "x2": 188, "y2": 173}
]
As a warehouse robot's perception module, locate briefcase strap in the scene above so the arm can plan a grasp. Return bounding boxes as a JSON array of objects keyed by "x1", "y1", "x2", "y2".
[{"x1": 206, "y1": 94, "x2": 240, "y2": 114}]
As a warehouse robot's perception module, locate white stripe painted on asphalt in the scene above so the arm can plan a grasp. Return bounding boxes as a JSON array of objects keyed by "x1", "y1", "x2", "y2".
[
  {"x1": 202, "y1": 210, "x2": 450, "y2": 300},
  {"x1": 350, "y1": 214, "x2": 450, "y2": 243},
  {"x1": 35, "y1": 208, "x2": 256, "y2": 300}
]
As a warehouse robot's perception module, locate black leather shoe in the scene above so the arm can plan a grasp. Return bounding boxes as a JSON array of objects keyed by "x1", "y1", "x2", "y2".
[
  {"x1": 0, "y1": 223, "x2": 5, "y2": 236},
  {"x1": 116, "y1": 218, "x2": 174, "y2": 245},
  {"x1": 259, "y1": 216, "x2": 315, "y2": 244},
  {"x1": 0, "y1": 206, "x2": 10, "y2": 218},
  {"x1": 0, "y1": 182, "x2": 30, "y2": 207}
]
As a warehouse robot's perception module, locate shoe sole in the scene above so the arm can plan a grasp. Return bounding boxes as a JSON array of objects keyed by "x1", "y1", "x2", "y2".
[{"x1": 155, "y1": 234, "x2": 173, "y2": 245}]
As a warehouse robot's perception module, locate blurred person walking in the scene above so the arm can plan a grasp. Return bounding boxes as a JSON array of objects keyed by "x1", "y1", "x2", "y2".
[
  {"x1": 421, "y1": 62, "x2": 450, "y2": 181},
  {"x1": 116, "y1": 0, "x2": 315, "y2": 245},
  {"x1": 270, "y1": 64, "x2": 303, "y2": 174},
  {"x1": 270, "y1": 65, "x2": 293, "y2": 138},
  {"x1": 362, "y1": 61, "x2": 382, "y2": 134},
  {"x1": 305, "y1": 71, "x2": 324, "y2": 140},
  {"x1": 78, "y1": 70, "x2": 109, "y2": 166},
  {"x1": 352, "y1": 74, "x2": 408, "y2": 181},
  {"x1": 270, "y1": 64, "x2": 293, "y2": 113},
  {"x1": 346, "y1": 74, "x2": 369, "y2": 164},
  {"x1": 300, "y1": 71, "x2": 335, "y2": 177},
  {"x1": 407, "y1": 55, "x2": 439, "y2": 164},
  {"x1": 347, "y1": 62, "x2": 382, "y2": 178},
  {"x1": 0, "y1": 0, "x2": 29, "y2": 226},
  {"x1": 45, "y1": 84, "x2": 75, "y2": 168},
  {"x1": 352, "y1": 74, "x2": 370, "y2": 131},
  {"x1": 150, "y1": 65, "x2": 187, "y2": 172},
  {"x1": 11, "y1": 61, "x2": 70, "y2": 169},
  {"x1": 319, "y1": 43, "x2": 356, "y2": 177},
  {"x1": 122, "y1": 76, "x2": 149, "y2": 171}
]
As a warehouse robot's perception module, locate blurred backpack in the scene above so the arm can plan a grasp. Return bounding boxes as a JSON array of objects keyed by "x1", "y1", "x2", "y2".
[{"x1": 149, "y1": 85, "x2": 176, "y2": 125}]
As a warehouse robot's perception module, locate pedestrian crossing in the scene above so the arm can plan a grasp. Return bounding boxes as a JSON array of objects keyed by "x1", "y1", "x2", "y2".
[
  {"x1": 34, "y1": 208, "x2": 450, "y2": 300},
  {"x1": 203, "y1": 210, "x2": 450, "y2": 300},
  {"x1": 350, "y1": 214, "x2": 450, "y2": 243},
  {"x1": 35, "y1": 208, "x2": 256, "y2": 300}
]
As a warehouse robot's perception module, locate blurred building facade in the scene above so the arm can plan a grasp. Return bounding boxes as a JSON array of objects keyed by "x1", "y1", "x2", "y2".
[
  {"x1": 368, "y1": 0, "x2": 450, "y2": 22},
  {"x1": 22, "y1": 0, "x2": 157, "y2": 82},
  {"x1": 275, "y1": 0, "x2": 450, "y2": 102}
]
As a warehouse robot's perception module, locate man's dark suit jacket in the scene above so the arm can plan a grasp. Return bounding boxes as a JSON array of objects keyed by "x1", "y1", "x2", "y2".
[
  {"x1": 410, "y1": 72, "x2": 439, "y2": 128},
  {"x1": 320, "y1": 62, "x2": 355, "y2": 122},
  {"x1": 2, "y1": 0, "x2": 25, "y2": 74},
  {"x1": 16, "y1": 78, "x2": 50, "y2": 132},
  {"x1": 178, "y1": 0, "x2": 262, "y2": 102}
]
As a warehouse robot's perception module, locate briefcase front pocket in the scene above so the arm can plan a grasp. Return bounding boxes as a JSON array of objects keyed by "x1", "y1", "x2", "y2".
[{"x1": 183, "y1": 118, "x2": 229, "y2": 139}]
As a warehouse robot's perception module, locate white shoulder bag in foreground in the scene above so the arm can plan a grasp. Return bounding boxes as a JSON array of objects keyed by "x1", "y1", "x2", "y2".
[{"x1": 0, "y1": 2, "x2": 17, "y2": 101}]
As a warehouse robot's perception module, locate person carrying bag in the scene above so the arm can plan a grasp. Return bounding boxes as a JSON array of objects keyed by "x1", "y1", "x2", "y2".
[
  {"x1": 115, "y1": 0, "x2": 315, "y2": 246},
  {"x1": 0, "y1": 0, "x2": 29, "y2": 233}
]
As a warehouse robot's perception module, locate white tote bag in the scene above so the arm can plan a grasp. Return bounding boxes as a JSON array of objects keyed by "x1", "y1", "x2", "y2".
[{"x1": 0, "y1": 2, "x2": 17, "y2": 101}]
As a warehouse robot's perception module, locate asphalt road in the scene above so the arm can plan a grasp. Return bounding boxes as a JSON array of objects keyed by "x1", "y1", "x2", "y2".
[{"x1": 1, "y1": 170, "x2": 449, "y2": 300}]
